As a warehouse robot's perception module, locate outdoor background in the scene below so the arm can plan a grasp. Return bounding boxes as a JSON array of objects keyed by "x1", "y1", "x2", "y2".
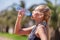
[{"x1": 0, "y1": 0, "x2": 60, "y2": 40}]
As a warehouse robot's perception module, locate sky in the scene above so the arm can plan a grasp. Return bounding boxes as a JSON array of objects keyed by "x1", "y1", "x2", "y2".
[{"x1": 0, "y1": 0, "x2": 60, "y2": 11}]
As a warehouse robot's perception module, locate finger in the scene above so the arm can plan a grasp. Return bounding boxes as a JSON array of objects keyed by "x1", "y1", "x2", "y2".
[{"x1": 18, "y1": 10, "x2": 22, "y2": 15}]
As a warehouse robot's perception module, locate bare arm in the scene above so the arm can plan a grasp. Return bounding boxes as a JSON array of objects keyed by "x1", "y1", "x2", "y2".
[
  {"x1": 14, "y1": 10, "x2": 34, "y2": 35},
  {"x1": 37, "y1": 24, "x2": 48, "y2": 40}
]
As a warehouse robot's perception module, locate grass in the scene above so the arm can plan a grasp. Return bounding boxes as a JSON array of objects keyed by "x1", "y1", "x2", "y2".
[{"x1": 0, "y1": 32, "x2": 28, "y2": 40}]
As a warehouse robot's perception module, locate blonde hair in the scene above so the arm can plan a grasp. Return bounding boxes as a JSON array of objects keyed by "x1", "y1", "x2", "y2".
[{"x1": 35, "y1": 5, "x2": 51, "y2": 24}]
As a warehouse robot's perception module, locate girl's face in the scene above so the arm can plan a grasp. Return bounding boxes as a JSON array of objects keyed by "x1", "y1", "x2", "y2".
[{"x1": 32, "y1": 9, "x2": 44, "y2": 22}]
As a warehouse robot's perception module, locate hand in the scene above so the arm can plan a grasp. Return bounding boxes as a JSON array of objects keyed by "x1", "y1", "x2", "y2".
[{"x1": 18, "y1": 10, "x2": 25, "y2": 18}]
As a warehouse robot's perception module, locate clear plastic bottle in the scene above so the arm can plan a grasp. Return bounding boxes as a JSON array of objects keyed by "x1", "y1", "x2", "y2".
[{"x1": 14, "y1": 4, "x2": 32, "y2": 16}]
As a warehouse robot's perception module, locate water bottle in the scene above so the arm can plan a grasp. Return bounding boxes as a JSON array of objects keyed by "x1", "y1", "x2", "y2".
[{"x1": 14, "y1": 4, "x2": 32, "y2": 16}]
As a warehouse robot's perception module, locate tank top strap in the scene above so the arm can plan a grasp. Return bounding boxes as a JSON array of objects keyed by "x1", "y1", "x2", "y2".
[{"x1": 42, "y1": 21, "x2": 47, "y2": 27}]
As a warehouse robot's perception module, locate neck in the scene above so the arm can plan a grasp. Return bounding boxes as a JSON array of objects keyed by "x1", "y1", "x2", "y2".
[{"x1": 35, "y1": 21, "x2": 42, "y2": 25}]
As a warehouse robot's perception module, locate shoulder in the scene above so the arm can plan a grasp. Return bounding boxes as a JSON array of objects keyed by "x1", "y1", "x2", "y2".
[
  {"x1": 36, "y1": 24, "x2": 47, "y2": 36},
  {"x1": 36, "y1": 24, "x2": 46, "y2": 32},
  {"x1": 37, "y1": 24, "x2": 45, "y2": 29},
  {"x1": 35, "y1": 24, "x2": 45, "y2": 36}
]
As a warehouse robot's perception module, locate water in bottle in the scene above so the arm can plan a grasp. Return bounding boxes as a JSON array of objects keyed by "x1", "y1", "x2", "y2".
[{"x1": 14, "y1": 4, "x2": 32, "y2": 16}]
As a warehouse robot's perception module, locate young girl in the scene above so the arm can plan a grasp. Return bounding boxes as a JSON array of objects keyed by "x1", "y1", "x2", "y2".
[{"x1": 14, "y1": 4, "x2": 51, "y2": 40}]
